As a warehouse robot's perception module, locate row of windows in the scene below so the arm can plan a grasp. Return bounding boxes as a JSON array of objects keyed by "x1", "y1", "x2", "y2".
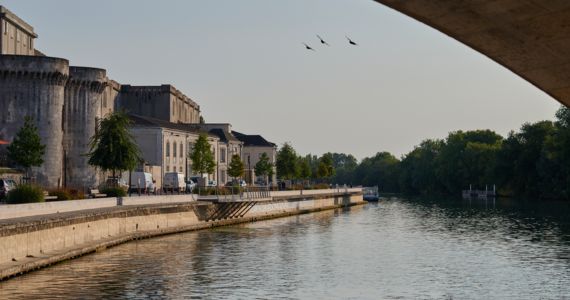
[
  {"x1": 165, "y1": 141, "x2": 188, "y2": 158},
  {"x1": 165, "y1": 166, "x2": 184, "y2": 173}
]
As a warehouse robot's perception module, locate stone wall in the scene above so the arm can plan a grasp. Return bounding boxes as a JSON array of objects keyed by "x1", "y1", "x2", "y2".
[
  {"x1": 64, "y1": 67, "x2": 107, "y2": 189},
  {"x1": 119, "y1": 85, "x2": 200, "y2": 124},
  {"x1": 0, "y1": 191, "x2": 364, "y2": 280},
  {"x1": 0, "y1": 55, "x2": 69, "y2": 187}
]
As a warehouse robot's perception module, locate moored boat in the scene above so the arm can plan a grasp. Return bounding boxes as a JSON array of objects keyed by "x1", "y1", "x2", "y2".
[{"x1": 363, "y1": 186, "x2": 380, "y2": 202}]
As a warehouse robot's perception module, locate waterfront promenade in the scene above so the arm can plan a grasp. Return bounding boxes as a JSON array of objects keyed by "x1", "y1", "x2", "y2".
[{"x1": 0, "y1": 188, "x2": 363, "y2": 280}]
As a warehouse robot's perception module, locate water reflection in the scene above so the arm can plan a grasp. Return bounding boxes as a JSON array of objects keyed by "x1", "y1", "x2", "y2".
[{"x1": 0, "y1": 199, "x2": 569, "y2": 299}]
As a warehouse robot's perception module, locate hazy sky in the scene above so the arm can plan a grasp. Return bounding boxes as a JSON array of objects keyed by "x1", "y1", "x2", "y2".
[{"x1": 2, "y1": 0, "x2": 561, "y2": 159}]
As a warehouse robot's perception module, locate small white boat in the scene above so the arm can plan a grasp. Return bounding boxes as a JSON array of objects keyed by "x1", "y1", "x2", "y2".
[{"x1": 363, "y1": 186, "x2": 380, "y2": 202}]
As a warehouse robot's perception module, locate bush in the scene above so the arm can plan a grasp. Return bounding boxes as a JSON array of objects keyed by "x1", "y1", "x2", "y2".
[
  {"x1": 101, "y1": 187, "x2": 127, "y2": 197},
  {"x1": 6, "y1": 184, "x2": 45, "y2": 204},
  {"x1": 313, "y1": 183, "x2": 330, "y2": 190},
  {"x1": 48, "y1": 189, "x2": 72, "y2": 201},
  {"x1": 47, "y1": 188, "x2": 86, "y2": 201},
  {"x1": 69, "y1": 189, "x2": 86, "y2": 200}
]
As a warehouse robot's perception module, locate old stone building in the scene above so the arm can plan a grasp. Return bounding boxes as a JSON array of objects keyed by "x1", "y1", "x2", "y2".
[
  {"x1": 0, "y1": 6, "x2": 36, "y2": 56},
  {"x1": 232, "y1": 131, "x2": 277, "y2": 185},
  {"x1": 119, "y1": 85, "x2": 200, "y2": 124},
  {"x1": 0, "y1": 5, "x2": 272, "y2": 190}
]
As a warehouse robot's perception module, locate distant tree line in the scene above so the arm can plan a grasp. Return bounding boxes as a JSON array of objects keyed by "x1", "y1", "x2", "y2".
[{"x1": 276, "y1": 106, "x2": 570, "y2": 200}]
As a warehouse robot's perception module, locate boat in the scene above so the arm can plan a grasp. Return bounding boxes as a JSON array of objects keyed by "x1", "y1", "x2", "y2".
[{"x1": 362, "y1": 186, "x2": 380, "y2": 202}]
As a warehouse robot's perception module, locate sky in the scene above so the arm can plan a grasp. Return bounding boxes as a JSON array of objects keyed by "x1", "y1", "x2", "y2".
[{"x1": 1, "y1": 0, "x2": 561, "y2": 159}]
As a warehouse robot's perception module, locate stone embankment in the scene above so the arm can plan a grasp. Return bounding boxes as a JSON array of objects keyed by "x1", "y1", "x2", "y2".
[{"x1": 0, "y1": 188, "x2": 364, "y2": 280}]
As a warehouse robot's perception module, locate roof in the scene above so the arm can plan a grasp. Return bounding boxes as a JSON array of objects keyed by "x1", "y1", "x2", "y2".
[
  {"x1": 129, "y1": 114, "x2": 214, "y2": 137},
  {"x1": 209, "y1": 128, "x2": 240, "y2": 143},
  {"x1": 232, "y1": 131, "x2": 276, "y2": 147}
]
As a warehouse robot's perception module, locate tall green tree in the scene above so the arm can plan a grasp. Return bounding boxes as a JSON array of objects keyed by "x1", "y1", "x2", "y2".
[
  {"x1": 190, "y1": 133, "x2": 216, "y2": 176},
  {"x1": 254, "y1": 152, "x2": 273, "y2": 184},
  {"x1": 330, "y1": 153, "x2": 358, "y2": 184},
  {"x1": 276, "y1": 142, "x2": 299, "y2": 180},
  {"x1": 399, "y1": 139, "x2": 443, "y2": 194},
  {"x1": 228, "y1": 154, "x2": 245, "y2": 180},
  {"x1": 354, "y1": 152, "x2": 401, "y2": 192},
  {"x1": 316, "y1": 153, "x2": 335, "y2": 181},
  {"x1": 87, "y1": 111, "x2": 141, "y2": 181},
  {"x1": 7, "y1": 116, "x2": 46, "y2": 177},
  {"x1": 298, "y1": 156, "x2": 312, "y2": 180}
]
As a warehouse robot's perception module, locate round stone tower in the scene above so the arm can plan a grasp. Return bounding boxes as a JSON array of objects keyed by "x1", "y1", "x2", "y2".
[
  {"x1": 64, "y1": 67, "x2": 107, "y2": 190},
  {"x1": 0, "y1": 55, "x2": 69, "y2": 187}
]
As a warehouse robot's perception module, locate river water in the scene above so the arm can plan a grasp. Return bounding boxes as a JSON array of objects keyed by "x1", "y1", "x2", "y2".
[{"x1": 1, "y1": 198, "x2": 570, "y2": 299}]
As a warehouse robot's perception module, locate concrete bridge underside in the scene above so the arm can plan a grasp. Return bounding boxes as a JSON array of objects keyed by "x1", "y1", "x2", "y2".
[{"x1": 375, "y1": 0, "x2": 570, "y2": 107}]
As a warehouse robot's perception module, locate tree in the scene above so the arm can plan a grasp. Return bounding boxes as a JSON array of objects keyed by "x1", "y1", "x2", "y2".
[
  {"x1": 276, "y1": 142, "x2": 299, "y2": 180},
  {"x1": 199, "y1": 116, "x2": 205, "y2": 124},
  {"x1": 190, "y1": 133, "x2": 216, "y2": 176},
  {"x1": 316, "y1": 153, "x2": 335, "y2": 181},
  {"x1": 330, "y1": 153, "x2": 358, "y2": 184},
  {"x1": 87, "y1": 111, "x2": 141, "y2": 181},
  {"x1": 254, "y1": 152, "x2": 273, "y2": 184},
  {"x1": 7, "y1": 116, "x2": 46, "y2": 177},
  {"x1": 228, "y1": 154, "x2": 244, "y2": 180},
  {"x1": 354, "y1": 152, "x2": 401, "y2": 192},
  {"x1": 298, "y1": 156, "x2": 312, "y2": 180}
]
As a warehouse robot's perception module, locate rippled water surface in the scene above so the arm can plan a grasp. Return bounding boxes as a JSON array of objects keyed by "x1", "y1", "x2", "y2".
[{"x1": 1, "y1": 198, "x2": 570, "y2": 299}]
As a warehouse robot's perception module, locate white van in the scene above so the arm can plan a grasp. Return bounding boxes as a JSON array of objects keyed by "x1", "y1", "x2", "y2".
[
  {"x1": 163, "y1": 172, "x2": 185, "y2": 192},
  {"x1": 128, "y1": 172, "x2": 154, "y2": 193}
]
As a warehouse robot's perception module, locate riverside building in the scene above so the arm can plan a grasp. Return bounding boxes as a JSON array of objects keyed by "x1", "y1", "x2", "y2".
[{"x1": 0, "y1": 5, "x2": 274, "y2": 190}]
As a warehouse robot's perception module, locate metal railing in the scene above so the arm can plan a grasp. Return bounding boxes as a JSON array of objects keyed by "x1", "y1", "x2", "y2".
[{"x1": 195, "y1": 186, "x2": 271, "y2": 202}]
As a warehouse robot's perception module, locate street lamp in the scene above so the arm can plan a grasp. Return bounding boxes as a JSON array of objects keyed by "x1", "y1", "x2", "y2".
[{"x1": 185, "y1": 134, "x2": 188, "y2": 182}]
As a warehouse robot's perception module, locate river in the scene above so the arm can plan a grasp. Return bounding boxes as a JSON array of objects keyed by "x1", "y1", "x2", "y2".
[{"x1": 1, "y1": 198, "x2": 569, "y2": 299}]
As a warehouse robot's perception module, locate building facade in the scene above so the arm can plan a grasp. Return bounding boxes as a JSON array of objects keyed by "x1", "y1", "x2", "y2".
[
  {"x1": 0, "y1": 6, "x2": 36, "y2": 56},
  {"x1": 0, "y1": 5, "x2": 276, "y2": 191},
  {"x1": 129, "y1": 115, "x2": 223, "y2": 188},
  {"x1": 232, "y1": 131, "x2": 277, "y2": 185},
  {"x1": 119, "y1": 85, "x2": 200, "y2": 124}
]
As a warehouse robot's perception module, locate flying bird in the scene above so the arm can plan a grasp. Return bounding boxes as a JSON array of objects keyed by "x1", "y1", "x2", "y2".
[
  {"x1": 303, "y1": 43, "x2": 315, "y2": 51},
  {"x1": 346, "y1": 36, "x2": 358, "y2": 46},
  {"x1": 317, "y1": 35, "x2": 329, "y2": 46}
]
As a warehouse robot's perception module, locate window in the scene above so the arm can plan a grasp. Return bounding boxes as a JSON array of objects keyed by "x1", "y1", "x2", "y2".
[
  {"x1": 173, "y1": 142, "x2": 177, "y2": 157},
  {"x1": 180, "y1": 143, "x2": 183, "y2": 158},
  {"x1": 166, "y1": 166, "x2": 170, "y2": 172},
  {"x1": 166, "y1": 141, "x2": 170, "y2": 157},
  {"x1": 179, "y1": 166, "x2": 183, "y2": 173},
  {"x1": 220, "y1": 148, "x2": 226, "y2": 163},
  {"x1": 188, "y1": 142, "x2": 193, "y2": 154}
]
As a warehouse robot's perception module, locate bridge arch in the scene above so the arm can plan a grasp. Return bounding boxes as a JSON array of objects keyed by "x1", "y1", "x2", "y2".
[{"x1": 375, "y1": 1, "x2": 570, "y2": 107}]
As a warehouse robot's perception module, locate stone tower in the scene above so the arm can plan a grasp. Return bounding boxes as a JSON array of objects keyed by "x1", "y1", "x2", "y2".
[
  {"x1": 63, "y1": 67, "x2": 107, "y2": 189},
  {"x1": 0, "y1": 55, "x2": 69, "y2": 187}
]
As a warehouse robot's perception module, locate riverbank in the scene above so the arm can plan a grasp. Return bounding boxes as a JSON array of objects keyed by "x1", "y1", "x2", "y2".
[{"x1": 0, "y1": 189, "x2": 363, "y2": 280}]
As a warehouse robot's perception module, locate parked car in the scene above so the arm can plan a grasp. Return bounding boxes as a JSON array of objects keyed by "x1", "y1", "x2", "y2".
[
  {"x1": 226, "y1": 179, "x2": 247, "y2": 187},
  {"x1": 207, "y1": 180, "x2": 217, "y2": 187},
  {"x1": 185, "y1": 180, "x2": 196, "y2": 193},
  {"x1": 0, "y1": 178, "x2": 16, "y2": 199},
  {"x1": 189, "y1": 175, "x2": 207, "y2": 187},
  {"x1": 127, "y1": 172, "x2": 154, "y2": 193},
  {"x1": 163, "y1": 172, "x2": 186, "y2": 192}
]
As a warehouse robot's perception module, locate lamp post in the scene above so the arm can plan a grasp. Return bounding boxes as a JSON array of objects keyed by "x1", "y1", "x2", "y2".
[
  {"x1": 185, "y1": 134, "x2": 188, "y2": 182},
  {"x1": 247, "y1": 155, "x2": 251, "y2": 185}
]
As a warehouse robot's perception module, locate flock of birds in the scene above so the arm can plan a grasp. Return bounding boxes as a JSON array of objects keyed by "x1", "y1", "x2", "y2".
[{"x1": 303, "y1": 35, "x2": 358, "y2": 51}]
